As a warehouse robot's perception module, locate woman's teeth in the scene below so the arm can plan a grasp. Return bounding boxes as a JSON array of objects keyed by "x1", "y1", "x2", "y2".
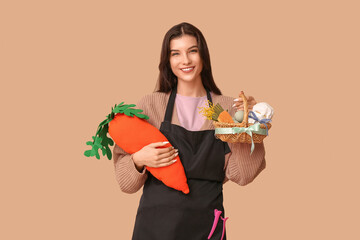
[{"x1": 181, "y1": 67, "x2": 194, "y2": 72}]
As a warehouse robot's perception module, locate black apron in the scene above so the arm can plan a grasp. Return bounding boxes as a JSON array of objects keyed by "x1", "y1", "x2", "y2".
[{"x1": 132, "y1": 85, "x2": 231, "y2": 240}]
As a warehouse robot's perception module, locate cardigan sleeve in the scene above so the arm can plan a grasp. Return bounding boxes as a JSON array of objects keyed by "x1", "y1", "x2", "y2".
[
  {"x1": 112, "y1": 95, "x2": 150, "y2": 194},
  {"x1": 224, "y1": 142, "x2": 266, "y2": 186},
  {"x1": 113, "y1": 144, "x2": 148, "y2": 193}
]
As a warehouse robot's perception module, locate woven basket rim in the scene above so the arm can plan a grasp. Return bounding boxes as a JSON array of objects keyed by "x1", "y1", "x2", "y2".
[{"x1": 213, "y1": 121, "x2": 271, "y2": 129}]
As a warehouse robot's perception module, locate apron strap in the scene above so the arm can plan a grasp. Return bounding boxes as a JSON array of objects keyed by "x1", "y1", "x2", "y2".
[{"x1": 164, "y1": 83, "x2": 177, "y2": 122}]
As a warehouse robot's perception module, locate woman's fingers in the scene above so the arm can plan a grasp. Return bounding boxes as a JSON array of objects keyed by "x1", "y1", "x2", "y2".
[
  {"x1": 233, "y1": 95, "x2": 257, "y2": 110},
  {"x1": 148, "y1": 141, "x2": 170, "y2": 148},
  {"x1": 156, "y1": 146, "x2": 174, "y2": 154},
  {"x1": 151, "y1": 152, "x2": 178, "y2": 168},
  {"x1": 158, "y1": 148, "x2": 177, "y2": 159},
  {"x1": 143, "y1": 143, "x2": 179, "y2": 168},
  {"x1": 157, "y1": 148, "x2": 178, "y2": 163},
  {"x1": 157, "y1": 159, "x2": 177, "y2": 168},
  {"x1": 157, "y1": 151, "x2": 178, "y2": 165},
  {"x1": 233, "y1": 102, "x2": 241, "y2": 107},
  {"x1": 232, "y1": 98, "x2": 242, "y2": 108},
  {"x1": 147, "y1": 142, "x2": 175, "y2": 154},
  {"x1": 234, "y1": 95, "x2": 255, "y2": 102}
]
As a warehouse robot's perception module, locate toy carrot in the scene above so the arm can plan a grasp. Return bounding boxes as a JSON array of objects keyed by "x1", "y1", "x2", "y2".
[
  {"x1": 213, "y1": 103, "x2": 234, "y2": 123},
  {"x1": 84, "y1": 102, "x2": 190, "y2": 194}
]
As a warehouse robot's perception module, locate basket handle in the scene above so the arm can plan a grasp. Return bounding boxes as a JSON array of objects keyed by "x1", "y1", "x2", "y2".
[{"x1": 239, "y1": 91, "x2": 248, "y2": 125}]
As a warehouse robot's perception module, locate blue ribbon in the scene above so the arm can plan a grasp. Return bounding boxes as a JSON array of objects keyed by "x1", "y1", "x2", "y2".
[{"x1": 248, "y1": 111, "x2": 272, "y2": 136}]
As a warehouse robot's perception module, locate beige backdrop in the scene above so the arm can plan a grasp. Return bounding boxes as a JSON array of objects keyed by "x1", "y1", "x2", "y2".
[{"x1": 1, "y1": 0, "x2": 359, "y2": 239}]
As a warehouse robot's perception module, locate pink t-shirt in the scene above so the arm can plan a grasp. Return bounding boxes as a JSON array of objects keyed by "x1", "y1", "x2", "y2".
[{"x1": 175, "y1": 93, "x2": 211, "y2": 131}]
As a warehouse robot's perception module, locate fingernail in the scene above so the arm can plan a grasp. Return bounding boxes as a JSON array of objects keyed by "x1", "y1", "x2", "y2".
[
  {"x1": 163, "y1": 141, "x2": 169, "y2": 144},
  {"x1": 175, "y1": 149, "x2": 178, "y2": 152},
  {"x1": 233, "y1": 99, "x2": 239, "y2": 101},
  {"x1": 173, "y1": 159, "x2": 177, "y2": 163},
  {"x1": 232, "y1": 103, "x2": 236, "y2": 107},
  {"x1": 174, "y1": 152, "x2": 178, "y2": 157}
]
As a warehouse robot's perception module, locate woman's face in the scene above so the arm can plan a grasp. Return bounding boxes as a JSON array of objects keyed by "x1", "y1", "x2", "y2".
[{"x1": 169, "y1": 35, "x2": 203, "y2": 84}]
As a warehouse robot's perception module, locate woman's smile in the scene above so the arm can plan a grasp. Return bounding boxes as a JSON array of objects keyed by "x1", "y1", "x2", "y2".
[{"x1": 180, "y1": 66, "x2": 195, "y2": 73}]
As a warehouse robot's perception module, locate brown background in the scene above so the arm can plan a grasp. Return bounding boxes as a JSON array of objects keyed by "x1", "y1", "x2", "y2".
[{"x1": 1, "y1": 0, "x2": 359, "y2": 239}]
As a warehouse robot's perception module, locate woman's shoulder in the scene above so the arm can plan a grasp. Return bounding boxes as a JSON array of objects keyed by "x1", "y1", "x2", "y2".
[
  {"x1": 135, "y1": 91, "x2": 170, "y2": 128},
  {"x1": 137, "y1": 91, "x2": 170, "y2": 106}
]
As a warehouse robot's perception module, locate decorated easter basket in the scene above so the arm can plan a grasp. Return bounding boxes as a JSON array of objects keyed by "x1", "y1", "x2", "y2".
[{"x1": 213, "y1": 91, "x2": 272, "y2": 144}]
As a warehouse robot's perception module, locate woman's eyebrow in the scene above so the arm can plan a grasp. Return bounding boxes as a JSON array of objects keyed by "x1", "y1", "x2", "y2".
[{"x1": 170, "y1": 45, "x2": 198, "y2": 52}]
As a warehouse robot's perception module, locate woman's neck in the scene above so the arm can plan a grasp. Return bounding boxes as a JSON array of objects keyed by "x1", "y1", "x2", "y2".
[{"x1": 177, "y1": 80, "x2": 207, "y2": 97}]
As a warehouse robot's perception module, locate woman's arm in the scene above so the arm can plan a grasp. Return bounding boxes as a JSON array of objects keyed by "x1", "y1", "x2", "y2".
[
  {"x1": 224, "y1": 142, "x2": 266, "y2": 186},
  {"x1": 113, "y1": 143, "x2": 148, "y2": 194}
]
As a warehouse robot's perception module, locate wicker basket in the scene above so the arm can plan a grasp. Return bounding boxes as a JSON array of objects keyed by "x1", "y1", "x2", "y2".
[{"x1": 213, "y1": 91, "x2": 271, "y2": 143}]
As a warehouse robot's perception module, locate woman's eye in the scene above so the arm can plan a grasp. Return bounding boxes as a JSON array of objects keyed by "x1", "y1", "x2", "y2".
[{"x1": 171, "y1": 50, "x2": 197, "y2": 56}]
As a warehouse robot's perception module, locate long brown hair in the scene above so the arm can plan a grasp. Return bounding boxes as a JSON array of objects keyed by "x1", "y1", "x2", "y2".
[{"x1": 154, "y1": 22, "x2": 222, "y2": 95}]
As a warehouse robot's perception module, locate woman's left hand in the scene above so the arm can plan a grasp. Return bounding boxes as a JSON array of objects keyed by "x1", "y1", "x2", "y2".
[{"x1": 232, "y1": 92, "x2": 257, "y2": 111}]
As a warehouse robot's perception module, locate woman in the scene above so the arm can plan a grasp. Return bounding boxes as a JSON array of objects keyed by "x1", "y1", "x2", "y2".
[{"x1": 113, "y1": 22, "x2": 266, "y2": 240}]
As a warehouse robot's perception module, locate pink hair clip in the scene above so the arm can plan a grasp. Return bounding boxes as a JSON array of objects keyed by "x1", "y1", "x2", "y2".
[
  {"x1": 220, "y1": 216, "x2": 229, "y2": 240},
  {"x1": 208, "y1": 209, "x2": 229, "y2": 240},
  {"x1": 208, "y1": 209, "x2": 222, "y2": 239}
]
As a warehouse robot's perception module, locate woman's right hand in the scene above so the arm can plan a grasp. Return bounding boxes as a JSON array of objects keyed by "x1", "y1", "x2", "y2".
[{"x1": 132, "y1": 142, "x2": 178, "y2": 169}]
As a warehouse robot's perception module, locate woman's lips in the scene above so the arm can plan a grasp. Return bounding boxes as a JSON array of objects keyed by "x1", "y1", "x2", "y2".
[{"x1": 181, "y1": 66, "x2": 195, "y2": 73}]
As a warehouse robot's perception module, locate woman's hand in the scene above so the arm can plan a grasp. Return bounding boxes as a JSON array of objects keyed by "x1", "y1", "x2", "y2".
[
  {"x1": 233, "y1": 92, "x2": 257, "y2": 111},
  {"x1": 132, "y1": 142, "x2": 178, "y2": 170}
]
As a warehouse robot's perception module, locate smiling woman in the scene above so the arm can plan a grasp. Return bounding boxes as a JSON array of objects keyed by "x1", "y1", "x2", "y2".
[{"x1": 113, "y1": 22, "x2": 266, "y2": 240}]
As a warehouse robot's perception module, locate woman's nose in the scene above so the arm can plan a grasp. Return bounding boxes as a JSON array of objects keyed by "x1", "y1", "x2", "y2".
[{"x1": 182, "y1": 53, "x2": 191, "y2": 64}]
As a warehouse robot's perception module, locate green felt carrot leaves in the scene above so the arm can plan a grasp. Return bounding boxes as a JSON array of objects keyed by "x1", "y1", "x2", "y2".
[{"x1": 84, "y1": 102, "x2": 149, "y2": 160}]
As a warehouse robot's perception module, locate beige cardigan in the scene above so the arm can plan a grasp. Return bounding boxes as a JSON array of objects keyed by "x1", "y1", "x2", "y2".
[{"x1": 113, "y1": 91, "x2": 266, "y2": 194}]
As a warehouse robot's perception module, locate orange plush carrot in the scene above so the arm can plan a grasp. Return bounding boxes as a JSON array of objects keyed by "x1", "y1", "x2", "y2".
[
  {"x1": 84, "y1": 102, "x2": 190, "y2": 194},
  {"x1": 213, "y1": 103, "x2": 234, "y2": 123}
]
